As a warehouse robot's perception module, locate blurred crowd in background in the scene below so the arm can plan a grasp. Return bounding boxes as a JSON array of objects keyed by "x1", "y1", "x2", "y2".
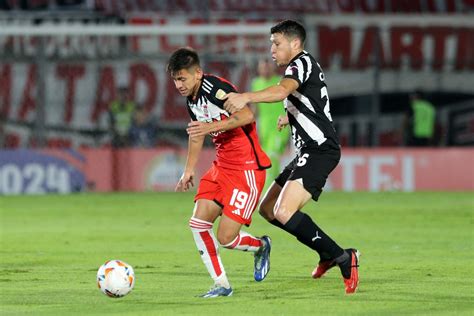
[{"x1": 0, "y1": 0, "x2": 473, "y2": 150}]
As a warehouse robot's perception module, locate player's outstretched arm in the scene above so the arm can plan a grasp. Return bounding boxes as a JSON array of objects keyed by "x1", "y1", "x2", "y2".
[
  {"x1": 224, "y1": 78, "x2": 298, "y2": 113},
  {"x1": 175, "y1": 134, "x2": 205, "y2": 192},
  {"x1": 186, "y1": 106, "x2": 255, "y2": 138}
]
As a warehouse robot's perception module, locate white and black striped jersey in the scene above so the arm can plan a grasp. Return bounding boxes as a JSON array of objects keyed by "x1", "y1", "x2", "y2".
[{"x1": 283, "y1": 50, "x2": 339, "y2": 151}]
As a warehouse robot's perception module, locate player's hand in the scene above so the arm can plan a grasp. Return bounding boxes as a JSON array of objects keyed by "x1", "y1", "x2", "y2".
[
  {"x1": 187, "y1": 121, "x2": 212, "y2": 137},
  {"x1": 277, "y1": 115, "x2": 289, "y2": 131},
  {"x1": 223, "y1": 92, "x2": 250, "y2": 114},
  {"x1": 175, "y1": 171, "x2": 194, "y2": 192}
]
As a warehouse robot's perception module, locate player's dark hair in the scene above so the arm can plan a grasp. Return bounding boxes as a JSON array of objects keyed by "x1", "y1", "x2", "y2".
[
  {"x1": 166, "y1": 47, "x2": 200, "y2": 75},
  {"x1": 271, "y1": 20, "x2": 306, "y2": 46}
]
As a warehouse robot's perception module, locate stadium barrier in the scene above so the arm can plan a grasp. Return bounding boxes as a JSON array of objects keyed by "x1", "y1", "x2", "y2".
[{"x1": 0, "y1": 147, "x2": 473, "y2": 195}]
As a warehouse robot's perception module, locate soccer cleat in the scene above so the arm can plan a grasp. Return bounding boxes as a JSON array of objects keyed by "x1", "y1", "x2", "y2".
[
  {"x1": 343, "y1": 249, "x2": 360, "y2": 294},
  {"x1": 199, "y1": 285, "x2": 233, "y2": 298},
  {"x1": 254, "y1": 236, "x2": 272, "y2": 282},
  {"x1": 311, "y1": 259, "x2": 336, "y2": 279}
]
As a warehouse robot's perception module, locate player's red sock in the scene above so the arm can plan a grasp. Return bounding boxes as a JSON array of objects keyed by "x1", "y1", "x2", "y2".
[{"x1": 222, "y1": 231, "x2": 262, "y2": 252}]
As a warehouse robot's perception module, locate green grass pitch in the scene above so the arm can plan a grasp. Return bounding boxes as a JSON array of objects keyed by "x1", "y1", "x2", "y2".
[{"x1": 1, "y1": 192, "x2": 473, "y2": 315}]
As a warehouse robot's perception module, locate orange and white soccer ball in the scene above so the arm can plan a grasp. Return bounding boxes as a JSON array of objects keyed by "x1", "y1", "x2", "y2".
[{"x1": 97, "y1": 260, "x2": 135, "y2": 298}]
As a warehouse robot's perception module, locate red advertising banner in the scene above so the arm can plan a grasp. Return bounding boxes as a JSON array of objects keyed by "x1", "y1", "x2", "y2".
[
  {"x1": 79, "y1": 147, "x2": 215, "y2": 192},
  {"x1": 76, "y1": 147, "x2": 473, "y2": 193},
  {"x1": 1, "y1": 148, "x2": 472, "y2": 194},
  {"x1": 2, "y1": 15, "x2": 473, "y2": 148},
  {"x1": 95, "y1": 0, "x2": 474, "y2": 14},
  {"x1": 328, "y1": 148, "x2": 474, "y2": 191}
]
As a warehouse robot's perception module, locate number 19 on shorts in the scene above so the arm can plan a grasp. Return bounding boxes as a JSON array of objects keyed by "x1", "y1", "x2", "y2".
[{"x1": 229, "y1": 189, "x2": 249, "y2": 209}]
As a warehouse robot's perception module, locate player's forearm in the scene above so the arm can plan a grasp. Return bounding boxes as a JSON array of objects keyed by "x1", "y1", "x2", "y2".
[
  {"x1": 209, "y1": 107, "x2": 254, "y2": 133},
  {"x1": 245, "y1": 84, "x2": 290, "y2": 103},
  {"x1": 184, "y1": 135, "x2": 204, "y2": 173}
]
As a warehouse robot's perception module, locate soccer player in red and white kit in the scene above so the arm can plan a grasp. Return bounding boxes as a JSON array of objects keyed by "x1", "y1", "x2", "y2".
[{"x1": 167, "y1": 47, "x2": 272, "y2": 298}]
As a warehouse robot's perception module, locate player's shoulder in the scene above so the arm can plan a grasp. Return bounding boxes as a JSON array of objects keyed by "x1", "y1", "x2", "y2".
[{"x1": 204, "y1": 74, "x2": 238, "y2": 92}]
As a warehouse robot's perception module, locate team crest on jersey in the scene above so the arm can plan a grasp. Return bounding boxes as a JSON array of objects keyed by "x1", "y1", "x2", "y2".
[{"x1": 215, "y1": 89, "x2": 227, "y2": 100}]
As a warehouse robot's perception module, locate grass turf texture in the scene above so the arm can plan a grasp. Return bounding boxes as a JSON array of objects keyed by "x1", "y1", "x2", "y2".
[{"x1": 1, "y1": 192, "x2": 473, "y2": 315}]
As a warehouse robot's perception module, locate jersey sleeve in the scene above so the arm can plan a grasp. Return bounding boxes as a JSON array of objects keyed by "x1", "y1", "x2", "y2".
[
  {"x1": 284, "y1": 55, "x2": 313, "y2": 87},
  {"x1": 205, "y1": 75, "x2": 238, "y2": 109}
]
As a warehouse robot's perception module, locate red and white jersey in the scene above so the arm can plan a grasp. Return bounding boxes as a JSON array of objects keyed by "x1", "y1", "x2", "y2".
[{"x1": 186, "y1": 74, "x2": 271, "y2": 170}]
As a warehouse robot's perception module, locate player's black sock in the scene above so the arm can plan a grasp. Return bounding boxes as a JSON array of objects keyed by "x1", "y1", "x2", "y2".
[
  {"x1": 335, "y1": 250, "x2": 351, "y2": 279},
  {"x1": 318, "y1": 251, "x2": 333, "y2": 262},
  {"x1": 284, "y1": 211, "x2": 344, "y2": 261},
  {"x1": 269, "y1": 218, "x2": 288, "y2": 231},
  {"x1": 271, "y1": 217, "x2": 332, "y2": 261}
]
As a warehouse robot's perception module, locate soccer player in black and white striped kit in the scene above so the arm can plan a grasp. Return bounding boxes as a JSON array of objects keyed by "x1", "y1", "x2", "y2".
[{"x1": 224, "y1": 20, "x2": 360, "y2": 294}]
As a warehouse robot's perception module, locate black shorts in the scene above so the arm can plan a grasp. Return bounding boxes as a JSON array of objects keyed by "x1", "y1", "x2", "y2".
[{"x1": 275, "y1": 142, "x2": 341, "y2": 201}]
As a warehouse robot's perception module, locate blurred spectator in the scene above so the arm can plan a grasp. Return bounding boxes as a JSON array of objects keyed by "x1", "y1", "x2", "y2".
[
  {"x1": 108, "y1": 86, "x2": 135, "y2": 148},
  {"x1": 128, "y1": 105, "x2": 158, "y2": 148},
  {"x1": 404, "y1": 90, "x2": 436, "y2": 146},
  {"x1": 251, "y1": 59, "x2": 290, "y2": 185}
]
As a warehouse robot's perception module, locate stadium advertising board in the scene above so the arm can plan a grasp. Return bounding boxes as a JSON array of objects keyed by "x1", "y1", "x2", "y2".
[
  {"x1": 2, "y1": 148, "x2": 472, "y2": 194},
  {"x1": 0, "y1": 149, "x2": 86, "y2": 194},
  {"x1": 87, "y1": 148, "x2": 474, "y2": 192},
  {"x1": 73, "y1": 147, "x2": 470, "y2": 192},
  {"x1": 329, "y1": 148, "x2": 474, "y2": 191}
]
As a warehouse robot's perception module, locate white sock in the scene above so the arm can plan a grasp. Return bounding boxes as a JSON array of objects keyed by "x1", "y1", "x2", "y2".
[
  {"x1": 189, "y1": 217, "x2": 230, "y2": 288},
  {"x1": 222, "y1": 231, "x2": 262, "y2": 252}
]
